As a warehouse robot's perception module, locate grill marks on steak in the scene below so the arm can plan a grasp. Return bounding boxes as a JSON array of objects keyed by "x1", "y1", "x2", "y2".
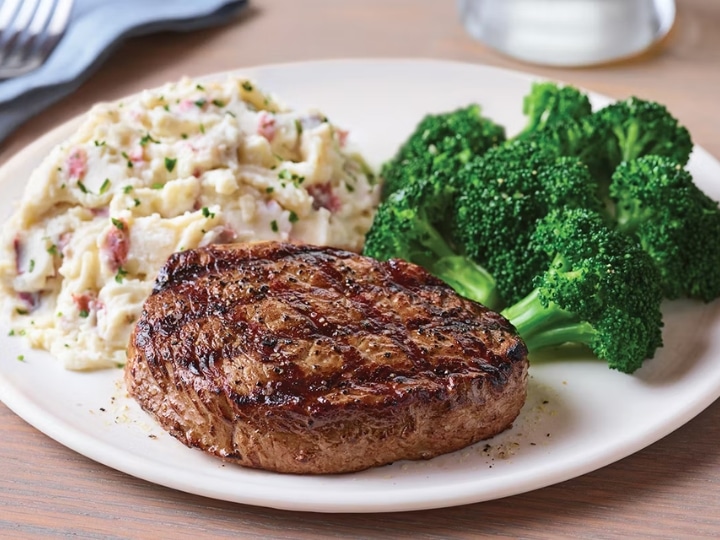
[{"x1": 126, "y1": 241, "x2": 529, "y2": 474}]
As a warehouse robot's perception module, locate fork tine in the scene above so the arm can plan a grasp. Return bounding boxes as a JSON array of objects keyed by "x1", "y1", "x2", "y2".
[
  {"x1": 18, "y1": 0, "x2": 61, "y2": 60},
  {"x1": 0, "y1": 0, "x2": 22, "y2": 35},
  {"x1": 0, "y1": 0, "x2": 40, "y2": 51},
  {"x1": 38, "y1": 0, "x2": 73, "y2": 55},
  {"x1": 12, "y1": 0, "x2": 55, "y2": 62},
  {"x1": 0, "y1": 0, "x2": 74, "y2": 79},
  {"x1": 27, "y1": 0, "x2": 56, "y2": 40}
]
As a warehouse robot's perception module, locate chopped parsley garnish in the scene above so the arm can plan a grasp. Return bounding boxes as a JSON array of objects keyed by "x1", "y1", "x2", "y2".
[
  {"x1": 212, "y1": 99, "x2": 225, "y2": 107},
  {"x1": 295, "y1": 119, "x2": 303, "y2": 136},
  {"x1": 17, "y1": 355, "x2": 25, "y2": 362},
  {"x1": 47, "y1": 244, "x2": 58, "y2": 256},
  {"x1": 122, "y1": 185, "x2": 133, "y2": 194},
  {"x1": 265, "y1": 187, "x2": 274, "y2": 194},
  {"x1": 241, "y1": 81, "x2": 253, "y2": 92},
  {"x1": 270, "y1": 220, "x2": 279, "y2": 233},
  {"x1": 8, "y1": 329, "x2": 14, "y2": 336},
  {"x1": 163, "y1": 104, "x2": 170, "y2": 112},
  {"x1": 99, "y1": 178, "x2": 111, "y2": 194},
  {"x1": 345, "y1": 182, "x2": 355, "y2": 193},
  {"x1": 121, "y1": 151, "x2": 133, "y2": 168},
  {"x1": 28, "y1": 259, "x2": 35, "y2": 272},
  {"x1": 181, "y1": 133, "x2": 188, "y2": 139},
  {"x1": 94, "y1": 140, "x2": 106, "y2": 147},
  {"x1": 201, "y1": 207, "x2": 215, "y2": 219},
  {"x1": 15, "y1": 308, "x2": 28, "y2": 315},
  {"x1": 133, "y1": 198, "x2": 141, "y2": 207},
  {"x1": 111, "y1": 218, "x2": 125, "y2": 230},
  {"x1": 151, "y1": 182, "x2": 164, "y2": 190},
  {"x1": 278, "y1": 169, "x2": 305, "y2": 185},
  {"x1": 139, "y1": 133, "x2": 160, "y2": 146},
  {"x1": 194, "y1": 98, "x2": 207, "y2": 108},
  {"x1": 77, "y1": 181, "x2": 89, "y2": 193},
  {"x1": 199, "y1": 123, "x2": 206, "y2": 134},
  {"x1": 196, "y1": 84, "x2": 205, "y2": 91},
  {"x1": 288, "y1": 211, "x2": 299, "y2": 223},
  {"x1": 79, "y1": 309, "x2": 89, "y2": 318},
  {"x1": 115, "y1": 267, "x2": 128, "y2": 283},
  {"x1": 164, "y1": 157, "x2": 177, "y2": 172}
]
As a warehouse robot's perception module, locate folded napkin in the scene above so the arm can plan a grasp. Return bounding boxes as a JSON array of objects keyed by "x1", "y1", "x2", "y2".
[{"x1": 0, "y1": 0, "x2": 248, "y2": 145}]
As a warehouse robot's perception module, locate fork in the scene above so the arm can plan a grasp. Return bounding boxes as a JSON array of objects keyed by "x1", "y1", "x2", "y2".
[{"x1": 0, "y1": 0, "x2": 74, "y2": 80}]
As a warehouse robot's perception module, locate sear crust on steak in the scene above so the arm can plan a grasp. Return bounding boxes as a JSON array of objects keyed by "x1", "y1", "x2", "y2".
[{"x1": 125, "y1": 241, "x2": 529, "y2": 474}]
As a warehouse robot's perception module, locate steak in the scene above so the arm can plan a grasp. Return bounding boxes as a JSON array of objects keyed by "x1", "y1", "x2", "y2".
[{"x1": 125, "y1": 241, "x2": 529, "y2": 474}]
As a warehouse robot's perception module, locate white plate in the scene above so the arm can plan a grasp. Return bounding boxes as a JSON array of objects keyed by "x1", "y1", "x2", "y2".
[{"x1": 1, "y1": 59, "x2": 720, "y2": 513}]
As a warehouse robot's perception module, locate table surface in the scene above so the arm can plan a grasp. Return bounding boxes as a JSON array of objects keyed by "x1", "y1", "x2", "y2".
[{"x1": 2, "y1": 1, "x2": 719, "y2": 537}]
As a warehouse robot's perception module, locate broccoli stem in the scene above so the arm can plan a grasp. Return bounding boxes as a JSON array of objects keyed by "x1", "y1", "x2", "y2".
[
  {"x1": 501, "y1": 288, "x2": 588, "y2": 350},
  {"x1": 431, "y1": 255, "x2": 501, "y2": 309},
  {"x1": 407, "y1": 215, "x2": 501, "y2": 308},
  {"x1": 520, "y1": 321, "x2": 595, "y2": 352},
  {"x1": 614, "y1": 122, "x2": 641, "y2": 162}
]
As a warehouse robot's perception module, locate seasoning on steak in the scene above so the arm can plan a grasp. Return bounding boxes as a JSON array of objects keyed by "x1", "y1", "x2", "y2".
[{"x1": 125, "y1": 241, "x2": 529, "y2": 474}]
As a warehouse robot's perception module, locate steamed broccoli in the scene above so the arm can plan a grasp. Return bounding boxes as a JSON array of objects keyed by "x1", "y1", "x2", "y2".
[
  {"x1": 515, "y1": 81, "x2": 593, "y2": 140},
  {"x1": 380, "y1": 104, "x2": 506, "y2": 199},
  {"x1": 527, "y1": 115, "x2": 612, "y2": 185},
  {"x1": 500, "y1": 207, "x2": 664, "y2": 373},
  {"x1": 360, "y1": 83, "x2": 713, "y2": 375},
  {"x1": 509, "y1": 82, "x2": 613, "y2": 199},
  {"x1": 610, "y1": 156, "x2": 720, "y2": 302},
  {"x1": 451, "y1": 141, "x2": 603, "y2": 304},
  {"x1": 518, "y1": 91, "x2": 693, "y2": 206},
  {"x1": 363, "y1": 177, "x2": 501, "y2": 309},
  {"x1": 595, "y1": 97, "x2": 693, "y2": 172}
]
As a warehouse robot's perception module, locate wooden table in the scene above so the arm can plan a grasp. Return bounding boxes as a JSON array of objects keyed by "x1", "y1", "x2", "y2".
[{"x1": 2, "y1": 1, "x2": 719, "y2": 537}]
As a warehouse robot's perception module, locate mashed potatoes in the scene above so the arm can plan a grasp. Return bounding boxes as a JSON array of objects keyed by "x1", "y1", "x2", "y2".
[{"x1": 0, "y1": 77, "x2": 380, "y2": 370}]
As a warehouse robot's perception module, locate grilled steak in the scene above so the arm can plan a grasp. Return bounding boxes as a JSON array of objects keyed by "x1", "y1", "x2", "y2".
[{"x1": 125, "y1": 241, "x2": 529, "y2": 474}]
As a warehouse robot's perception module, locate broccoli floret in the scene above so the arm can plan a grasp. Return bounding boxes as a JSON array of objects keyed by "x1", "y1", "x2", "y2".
[
  {"x1": 522, "y1": 94, "x2": 693, "y2": 206},
  {"x1": 515, "y1": 81, "x2": 593, "y2": 140},
  {"x1": 363, "y1": 178, "x2": 502, "y2": 309},
  {"x1": 500, "y1": 207, "x2": 664, "y2": 373},
  {"x1": 610, "y1": 156, "x2": 720, "y2": 302},
  {"x1": 595, "y1": 97, "x2": 693, "y2": 171},
  {"x1": 451, "y1": 141, "x2": 603, "y2": 304},
  {"x1": 381, "y1": 104, "x2": 506, "y2": 199},
  {"x1": 527, "y1": 114, "x2": 613, "y2": 186}
]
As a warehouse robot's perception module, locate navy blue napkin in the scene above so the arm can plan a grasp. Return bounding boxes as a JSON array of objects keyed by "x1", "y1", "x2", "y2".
[{"x1": 0, "y1": 0, "x2": 248, "y2": 145}]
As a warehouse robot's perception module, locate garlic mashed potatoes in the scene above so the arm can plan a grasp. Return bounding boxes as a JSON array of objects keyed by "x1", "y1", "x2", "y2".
[{"x1": 0, "y1": 77, "x2": 380, "y2": 370}]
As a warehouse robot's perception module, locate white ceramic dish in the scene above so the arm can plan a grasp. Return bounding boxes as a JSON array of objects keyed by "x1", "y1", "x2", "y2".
[{"x1": 1, "y1": 59, "x2": 720, "y2": 513}]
